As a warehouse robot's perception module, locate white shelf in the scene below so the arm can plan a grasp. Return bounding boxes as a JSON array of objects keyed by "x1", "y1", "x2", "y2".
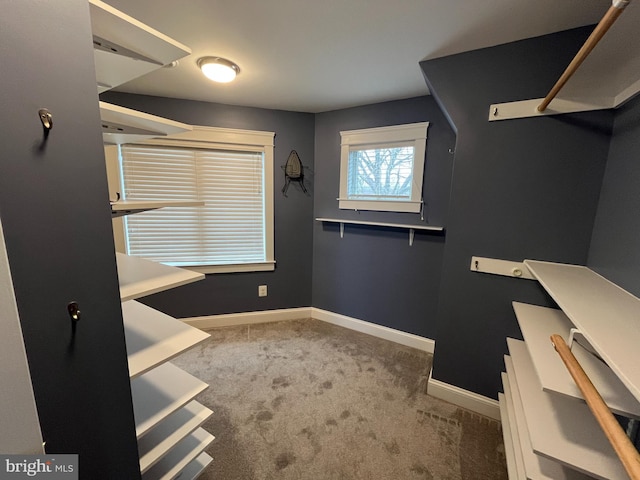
[
  {"x1": 512, "y1": 302, "x2": 640, "y2": 418},
  {"x1": 498, "y1": 392, "x2": 524, "y2": 480},
  {"x1": 316, "y1": 217, "x2": 443, "y2": 246},
  {"x1": 175, "y1": 452, "x2": 213, "y2": 480},
  {"x1": 316, "y1": 217, "x2": 443, "y2": 231},
  {"x1": 117, "y1": 253, "x2": 204, "y2": 302},
  {"x1": 131, "y1": 363, "x2": 208, "y2": 438},
  {"x1": 123, "y1": 301, "x2": 209, "y2": 379},
  {"x1": 112, "y1": 200, "x2": 204, "y2": 218},
  {"x1": 138, "y1": 401, "x2": 213, "y2": 474},
  {"x1": 507, "y1": 338, "x2": 627, "y2": 479},
  {"x1": 100, "y1": 102, "x2": 192, "y2": 145},
  {"x1": 142, "y1": 428, "x2": 214, "y2": 480},
  {"x1": 88, "y1": 0, "x2": 191, "y2": 93},
  {"x1": 502, "y1": 367, "x2": 588, "y2": 480},
  {"x1": 524, "y1": 260, "x2": 640, "y2": 403}
]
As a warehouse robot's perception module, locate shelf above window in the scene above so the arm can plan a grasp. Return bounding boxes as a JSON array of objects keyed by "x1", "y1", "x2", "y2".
[{"x1": 315, "y1": 217, "x2": 443, "y2": 246}]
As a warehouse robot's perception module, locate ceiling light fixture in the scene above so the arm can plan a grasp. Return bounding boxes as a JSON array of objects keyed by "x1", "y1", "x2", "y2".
[{"x1": 197, "y1": 56, "x2": 240, "y2": 83}]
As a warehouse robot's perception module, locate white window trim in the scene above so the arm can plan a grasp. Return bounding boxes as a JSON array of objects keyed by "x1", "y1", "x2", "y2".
[
  {"x1": 109, "y1": 125, "x2": 275, "y2": 274},
  {"x1": 338, "y1": 122, "x2": 429, "y2": 213}
]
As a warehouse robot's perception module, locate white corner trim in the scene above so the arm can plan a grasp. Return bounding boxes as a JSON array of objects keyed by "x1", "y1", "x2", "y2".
[
  {"x1": 427, "y1": 371, "x2": 500, "y2": 421},
  {"x1": 311, "y1": 308, "x2": 435, "y2": 353},
  {"x1": 182, "y1": 307, "x2": 313, "y2": 329}
]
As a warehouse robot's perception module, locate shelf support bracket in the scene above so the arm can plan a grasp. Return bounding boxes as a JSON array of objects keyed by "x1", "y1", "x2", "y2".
[
  {"x1": 409, "y1": 228, "x2": 415, "y2": 246},
  {"x1": 340, "y1": 222, "x2": 344, "y2": 239}
]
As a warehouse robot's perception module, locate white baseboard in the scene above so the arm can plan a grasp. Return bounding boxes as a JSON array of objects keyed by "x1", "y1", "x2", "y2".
[
  {"x1": 183, "y1": 307, "x2": 313, "y2": 329},
  {"x1": 427, "y1": 372, "x2": 500, "y2": 420},
  {"x1": 182, "y1": 306, "x2": 434, "y2": 353},
  {"x1": 311, "y1": 308, "x2": 435, "y2": 353}
]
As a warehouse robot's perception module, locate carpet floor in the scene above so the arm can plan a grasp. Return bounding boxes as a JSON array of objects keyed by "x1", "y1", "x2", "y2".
[{"x1": 171, "y1": 319, "x2": 507, "y2": 480}]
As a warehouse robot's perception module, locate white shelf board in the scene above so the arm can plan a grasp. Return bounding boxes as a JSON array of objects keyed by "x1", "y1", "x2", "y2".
[
  {"x1": 498, "y1": 391, "x2": 524, "y2": 480},
  {"x1": 112, "y1": 200, "x2": 204, "y2": 218},
  {"x1": 502, "y1": 368, "x2": 588, "y2": 480},
  {"x1": 123, "y1": 300, "x2": 210, "y2": 379},
  {"x1": 117, "y1": 253, "x2": 204, "y2": 302},
  {"x1": 89, "y1": 0, "x2": 191, "y2": 93},
  {"x1": 316, "y1": 217, "x2": 443, "y2": 231},
  {"x1": 507, "y1": 338, "x2": 627, "y2": 480},
  {"x1": 131, "y1": 363, "x2": 208, "y2": 438},
  {"x1": 524, "y1": 260, "x2": 640, "y2": 403},
  {"x1": 99, "y1": 102, "x2": 192, "y2": 145},
  {"x1": 138, "y1": 400, "x2": 213, "y2": 474},
  {"x1": 142, "y1": 428, "x2": 214, "y2": 480},
  {"x1": 513, "y1": 302, "x2": 640, "y2": 418},
  {"x1": 174, "y1": 452, "x2": 213, "y2": 480},
  {"x1": 316, "y1": 217, "x2": 443, "y2": 246}
]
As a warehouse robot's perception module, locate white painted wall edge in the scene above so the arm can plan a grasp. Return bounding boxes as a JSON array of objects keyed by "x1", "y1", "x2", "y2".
[
  {"x1": 427, "y1": 370, "x2": 500, "y2": 421},
  {"x1": 183, "y1": 307, "x2": 498, "y2": 419}
]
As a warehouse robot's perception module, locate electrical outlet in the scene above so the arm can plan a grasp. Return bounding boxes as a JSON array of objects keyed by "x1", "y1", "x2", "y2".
[{"x1": 258, "y1": 285, "x2": 267, "y2": 297}]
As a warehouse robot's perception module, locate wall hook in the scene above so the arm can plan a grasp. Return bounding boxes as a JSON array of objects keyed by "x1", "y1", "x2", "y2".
[
  {"x1": 67, "y1": 301, "x2": 81, "y2": 322},
  {"x1": 39, "y1": 108, "x2": 53, "y2": 130}
]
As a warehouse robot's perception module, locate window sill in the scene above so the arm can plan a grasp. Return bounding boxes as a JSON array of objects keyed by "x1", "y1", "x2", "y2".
[
  {"x1": 183, "y1": 261, "x2": 276, "y2": 274},
  {"x1": 338, "y1": 198, "x2": 422, "y2": 213}
]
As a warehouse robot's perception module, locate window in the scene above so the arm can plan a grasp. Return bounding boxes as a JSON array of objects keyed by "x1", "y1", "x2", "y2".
[
  {"x1": 118, "y1": 126, "x2": 275, "y2": 274},
  {"x1": 338, "y1": 122, "x2": 429, "y2": 213}
]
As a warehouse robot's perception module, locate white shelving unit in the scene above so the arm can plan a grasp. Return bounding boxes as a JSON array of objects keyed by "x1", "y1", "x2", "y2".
[
  {"x1": 112, "y1": 200, "x2": 205, "y2": 218},
  {"x1": 89, "y1": 0, "x2": 191, "y2": 94},
  {"x1": 138, "y1": 401, "x2": 213, "y2": 473},
  {"x1": 498, "y1": 259, "x2": 640, "y2": 480},
  {"x1": 99, "y1": 102, "x2": 193, "y2": 145},
  {"x1": 117, "y1": 253, "x2": 203, "y2": 302},
  {"x1": 512, "y1": 302, "x2": 640, "y2": 418},
  {"x1": 123, "y1": 300, "x2": 210, "y2": 379},
  {"x1": 524, "y1": 260, "x2": 640, "y2": 402},
  {"x1": 91, "y1": 1, "x2": 213, "y2": 477}
]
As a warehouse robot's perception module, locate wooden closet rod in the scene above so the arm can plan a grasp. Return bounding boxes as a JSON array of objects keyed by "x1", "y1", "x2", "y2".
[
  {"x1": 537, "y1": 0, "x2": 631, "y2": 112},
  {"x1": 550, "y1": 334, "x2": 640, "y2": 480}
]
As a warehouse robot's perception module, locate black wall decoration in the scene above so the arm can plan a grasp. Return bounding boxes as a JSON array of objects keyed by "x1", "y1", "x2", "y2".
[{"x1": 282, "y1": 150, "x2": 307, "y2": 196}]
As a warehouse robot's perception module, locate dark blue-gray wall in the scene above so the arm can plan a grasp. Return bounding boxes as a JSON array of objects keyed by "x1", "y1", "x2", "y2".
[
  {"x1": 312, "y1": 97, "x2": 455, "y2": 338},
  {"x1": 101, "y1": 92, "x2": 315, "y2": 317},
  {"x1": 2, "y1": 2, "x2": 140, "y2": 477},
  {"x1": 420, "y1": 27, "x2": 614, "y2": 398},
  {"x1": 588, "y1": 94, "x2": 640, "y2": 294}
]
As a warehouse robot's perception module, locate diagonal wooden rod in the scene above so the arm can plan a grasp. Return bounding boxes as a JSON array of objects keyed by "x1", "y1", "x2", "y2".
[
  {"x1": 550, "y1": 334, "x2": 640, "y2": 480},
  {"x1": 537, "y1": 1, "x2": 630, "y2": 112}
]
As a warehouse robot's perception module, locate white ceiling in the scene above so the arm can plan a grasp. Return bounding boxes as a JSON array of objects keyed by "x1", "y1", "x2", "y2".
[{"x1": 103, "y1": 0, "x2": 621, "y2": 113}]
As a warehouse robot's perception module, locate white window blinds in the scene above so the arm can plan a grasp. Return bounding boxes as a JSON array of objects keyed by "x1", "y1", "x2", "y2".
[{"x1": 120, "y1": 144, "x2": 267, "y2": 268}]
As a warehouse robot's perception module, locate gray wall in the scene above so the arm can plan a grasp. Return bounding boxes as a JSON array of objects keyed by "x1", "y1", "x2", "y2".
[
  {"x1": 420, "y1": 27, "x2": 614, "y2": 398},
  {"x1": 312, "y1": 97, "x2": 455, "y2": 338},
  {"x1": 588, "y1": 94, "x2": 640, "y2": 294},
  {"x1": 101, "y1": 93, "x2": 315, "y2": 317},
  {"x1": 1, "y1": 2, "x2": 140, "y2": 476}
]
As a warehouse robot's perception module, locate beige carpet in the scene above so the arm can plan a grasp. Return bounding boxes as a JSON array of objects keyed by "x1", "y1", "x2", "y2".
[{"x1": 172, "y1": 319, "x2": 507, "y2": 480}]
